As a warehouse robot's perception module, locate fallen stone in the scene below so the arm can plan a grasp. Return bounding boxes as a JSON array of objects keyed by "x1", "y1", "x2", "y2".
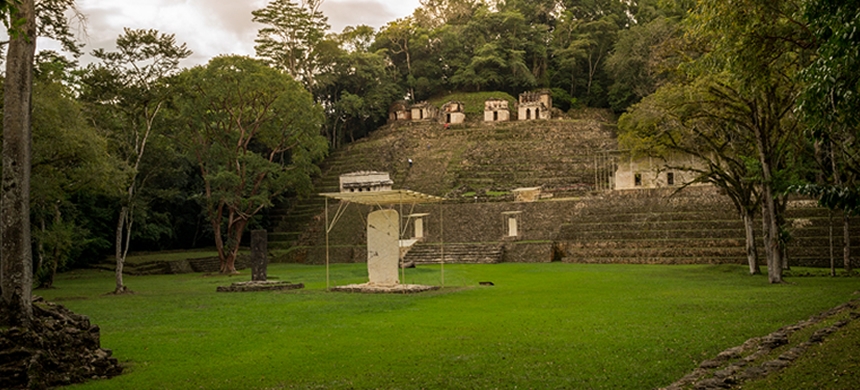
[
  {"x1": 739, "y1": 366, "x2": 767, "y2": 381},
  {"x1": 760, "y1": 332, "x2": 788, "y2": 349},
  {"x1": 693, "y1": 377, "x2": 730, "y2": 389},
  {"x1": 716, "y1": 346, "x2": 742, "y2": 360},
  {"x1": 763, "y1": 359, "x2": 791, "y2": 370},
  {"x1": 809, "y1": 327, "x2": 836, "y2": 343}
]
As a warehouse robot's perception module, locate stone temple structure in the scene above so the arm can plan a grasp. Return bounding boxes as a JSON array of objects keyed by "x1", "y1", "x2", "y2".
[
  {"x1": 339, "y1": 171, "x2": 393, "y2": 193},
  {"x1": 388, "y1": 100, "x2": 411, "y2": 121},
  {"x1": 441, "y1": 101, "x2": 466, "y2": 124},
  {"x1": 518, "y1": 90, "x2": 552, "y2": 120},
  {"x1": 410, "y1": 102, "x2": 439, "y2": 121},
  {"x1": 484, "y1": 98, "x2": 510, "y2": 122}
]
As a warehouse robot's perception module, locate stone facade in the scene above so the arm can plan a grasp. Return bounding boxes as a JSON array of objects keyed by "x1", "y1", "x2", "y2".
[
  {"x1": 339, "y1": 171, "x2": 393, "y2": 193},
  {"x1": 388, "y1": 100, "x2": 411, "y2": 121},
  {"x1": 410, "y1": 101, "x2": 439, "y2": 121},
  {"x1": 484, "y1": 98, "x2": 510, "y2": 122},
  {"x1": 614, "y1": 155, "x2": 703, "y2": 190},
  {"x1": 517, "y1": 90, "x2": 552, "y2": 120},
  {"x1": 441, "y1": 101, "x2": 466, "y2": 124}
]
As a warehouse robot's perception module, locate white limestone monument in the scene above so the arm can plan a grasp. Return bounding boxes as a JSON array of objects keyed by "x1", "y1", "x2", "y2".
[{"x1": 366, "y1": 209, "x2": 400, "y2": 286}]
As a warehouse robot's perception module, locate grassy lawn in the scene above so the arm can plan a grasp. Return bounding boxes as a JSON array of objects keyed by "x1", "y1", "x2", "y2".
[{"x1": 38, "y1": 263, "x2": 859, "y2": 389}]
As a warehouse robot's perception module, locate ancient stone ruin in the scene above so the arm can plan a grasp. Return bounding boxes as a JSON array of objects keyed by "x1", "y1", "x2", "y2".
[
  {"x1": 0, "y1": 297, "x2": 123, "y2": 389},
  {"x1": 339, "y1": 171, "x2": 393, "y2": 193},
  {"x1": 410, "y1": 101, "x2": 439, "y2": 121},
  {"x1": 388, "y1": 100, "x2": 411, "y2": 121},
  {"x1": 484, "y1": 98, "x2": 510, "y2": 122},
  {"x1": 518, "y1": 90, "x2": 552, "y2": 120},
  {"x1": 614, "y1": 154, "x2": 704, "y2": 190},
  {"x1": 441, "y1": 101, "x2": 465, "y2": 124}
]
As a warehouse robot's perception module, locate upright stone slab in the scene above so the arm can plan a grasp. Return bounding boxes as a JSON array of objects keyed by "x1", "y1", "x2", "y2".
[
  {"x1": 367, "y1": 209, "x2": 400, "y2": 286},
  {"x1": 250, "y1": 229, "x2": 268, "y2": 281}
]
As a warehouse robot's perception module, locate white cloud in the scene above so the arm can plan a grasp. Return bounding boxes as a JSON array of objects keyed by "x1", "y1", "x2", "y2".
[{"x1": 59, "y1": 0, "x2": 420, "y2": 67}]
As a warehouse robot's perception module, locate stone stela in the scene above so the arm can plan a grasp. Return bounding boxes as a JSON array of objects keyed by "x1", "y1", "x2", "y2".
[
  {"x1": 366, "y1": 209, "x2": 400, "y2": 286},
  {"x1": 251, "y1": 229, "x2": 268, "y2": 282},
  {"x1": 322, "y1": 177, "x2": 445, "y2": 294}
]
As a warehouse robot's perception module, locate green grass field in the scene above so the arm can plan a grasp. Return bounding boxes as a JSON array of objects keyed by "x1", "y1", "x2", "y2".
[{"x1": 39, "y1": 263, "x2": 859, "y2": 389}]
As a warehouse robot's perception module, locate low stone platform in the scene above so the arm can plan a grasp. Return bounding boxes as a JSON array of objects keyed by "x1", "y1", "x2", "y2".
[
  {"x1": 216, "y1": 280, "x2": 304, "y2": 293},
  {"x1": 330, "y1": 283, "x2": 441, "y2": 294}
]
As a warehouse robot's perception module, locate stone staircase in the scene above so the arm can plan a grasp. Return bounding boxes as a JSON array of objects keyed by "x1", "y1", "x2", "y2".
[
  {"x1": 265, "y1": 147, "x2": 385, "y2": 251},
  {"x1": 450, "y1": 120, "x2": 616, "y2": 197},
  {"x1": 403, "y1": 243, "x2": 504, "y2": 264},
  {"x1": 554, "y1": 188, "x2": 860, "y2": 268},
  {"x1": 266, "y1": 117, "x2": 618, "y2": 254}
]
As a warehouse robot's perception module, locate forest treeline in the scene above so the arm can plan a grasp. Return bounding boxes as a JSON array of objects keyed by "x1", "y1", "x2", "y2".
[{"x1": 1, "y1": 0, "x2": 858, "y2": 288}]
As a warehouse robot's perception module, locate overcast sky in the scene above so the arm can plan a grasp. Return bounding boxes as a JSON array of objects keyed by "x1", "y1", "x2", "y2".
[{"x1": 42, "y1": 0, "x2": 421, "y2": 67}]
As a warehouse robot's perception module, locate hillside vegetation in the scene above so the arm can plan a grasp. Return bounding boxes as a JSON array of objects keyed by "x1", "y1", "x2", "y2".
[{"x1": 428, "y1": 91, "x2": 517, "y2": 122}]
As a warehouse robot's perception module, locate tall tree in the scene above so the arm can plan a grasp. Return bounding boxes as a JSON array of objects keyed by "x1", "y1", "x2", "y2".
[
  {"x1": 376, "y1": 17, "x2": 419, "y2": 99},
  {"x1": 30, "y1": 52, "x2": 120, "y2": 288},
  {"x1": 796, "y1": 0, "x2": 860, "y2": 273},
  {"x1": 681, "y1": 0, "x2": 813, "y2": 283},
  {"x1": 606, "y1": 16, "x2": 680, "y2": 112},
  {"x1": 450, "y1": 8, "x2": 537, "y2": 92},
  {"x1": 175, "y1": 56, "x2": 327, "y2": 274},
  {"x1": 253, "y1": 0, "x2": 329, "y2": 93},
  {"x1": 619, "y1": 78, "x2": 764, "y2": 275},
  {"x1": 79, "y1": 28, "x2": 191, "y2": 293},
  {"x1": 1, "y1": 0, "x2": 36, "y2": 327}
]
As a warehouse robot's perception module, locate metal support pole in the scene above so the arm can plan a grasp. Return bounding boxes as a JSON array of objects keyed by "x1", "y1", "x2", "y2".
[{"x1": 440, "y1": 202, "x2": 445, "y2": 287}]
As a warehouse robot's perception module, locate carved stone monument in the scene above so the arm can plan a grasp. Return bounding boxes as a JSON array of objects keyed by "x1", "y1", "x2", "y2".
[
  {"x1": 250, "y1": 229, "x2": 268, "y2": 282},
  {"x1": 367, "y1": 209, "x2": 400, "y2": 286}
]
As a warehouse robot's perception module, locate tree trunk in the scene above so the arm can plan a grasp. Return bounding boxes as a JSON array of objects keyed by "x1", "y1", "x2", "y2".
[
  {"x1": 39, "y1": 205, "x2": 63, "y2": 289},
  {"x1": 114, "y1": 206, "x2": 128, "y2": 293},
  {"x1": 829, "y1": 209, "x2": 836, "y2": 277},
  {"x1": 753, "y1": 110, "x2": 782, "y2": 283},
  {"x1": 761, "y1": 188, "x2": 783, "y2": 283},
  {"x1": 742, "y1": 210, "x2": 760, "y2": 275},
  {"x1": 212, "y1": 216, "x2": 227, "y2": 271},
  {"x1": 219, "y1": 219, "x2": 248, "y2": 274},
  {"x1": 844, "y1": 212, "x2": 852, "y2": 273},
  {"x1": 1, "y1": 0, "x2": 37, "y2": 328}
]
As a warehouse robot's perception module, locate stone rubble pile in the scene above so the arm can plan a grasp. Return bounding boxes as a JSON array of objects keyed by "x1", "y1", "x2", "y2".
[
  {"x1": 662, "y1": 298, "x2": 860, "y2": 390},
  {"x1": 0, "y1": 297, "x2": 122, "y2": 389}
]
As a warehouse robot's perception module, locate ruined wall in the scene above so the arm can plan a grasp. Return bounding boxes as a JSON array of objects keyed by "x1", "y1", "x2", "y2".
[
  {"x1": 283, "y1": 199, "x2": 580, "y2": 264},
  {"x1": 615, "y1": 155, "x2": 705, "y2": 190}
]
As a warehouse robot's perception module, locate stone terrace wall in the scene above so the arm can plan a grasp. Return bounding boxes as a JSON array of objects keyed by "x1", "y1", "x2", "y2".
[
  {"x1": 279, "y1": 186, "x2": 860, "y2": 268},
  {"x1": 282, "y1": 198, "x2": 581, "y2": 264},
  {"x1": 556, "y1": 187, "x2": 860, "y2": 268}
]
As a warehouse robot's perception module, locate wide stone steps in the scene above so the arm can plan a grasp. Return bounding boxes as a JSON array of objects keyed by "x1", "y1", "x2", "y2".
[
  {"x1": 561, "y1": 219, "x2": 745, "y2": 234},
  {"x1": 562, "y1": 256, "x2": 750, "y2": 265},
  {"x1": 555, "y1": 187, "x2": 860, "y2": 268},
  {"x1": 562, "y1": 246, "x2": 747, "y2": 259},
  {"x1": 403, "y1": 243, "x2": 503, "y2": 264},
  {"x1": 559, "y1": 228, "x2": 747, "y2": 241}
]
